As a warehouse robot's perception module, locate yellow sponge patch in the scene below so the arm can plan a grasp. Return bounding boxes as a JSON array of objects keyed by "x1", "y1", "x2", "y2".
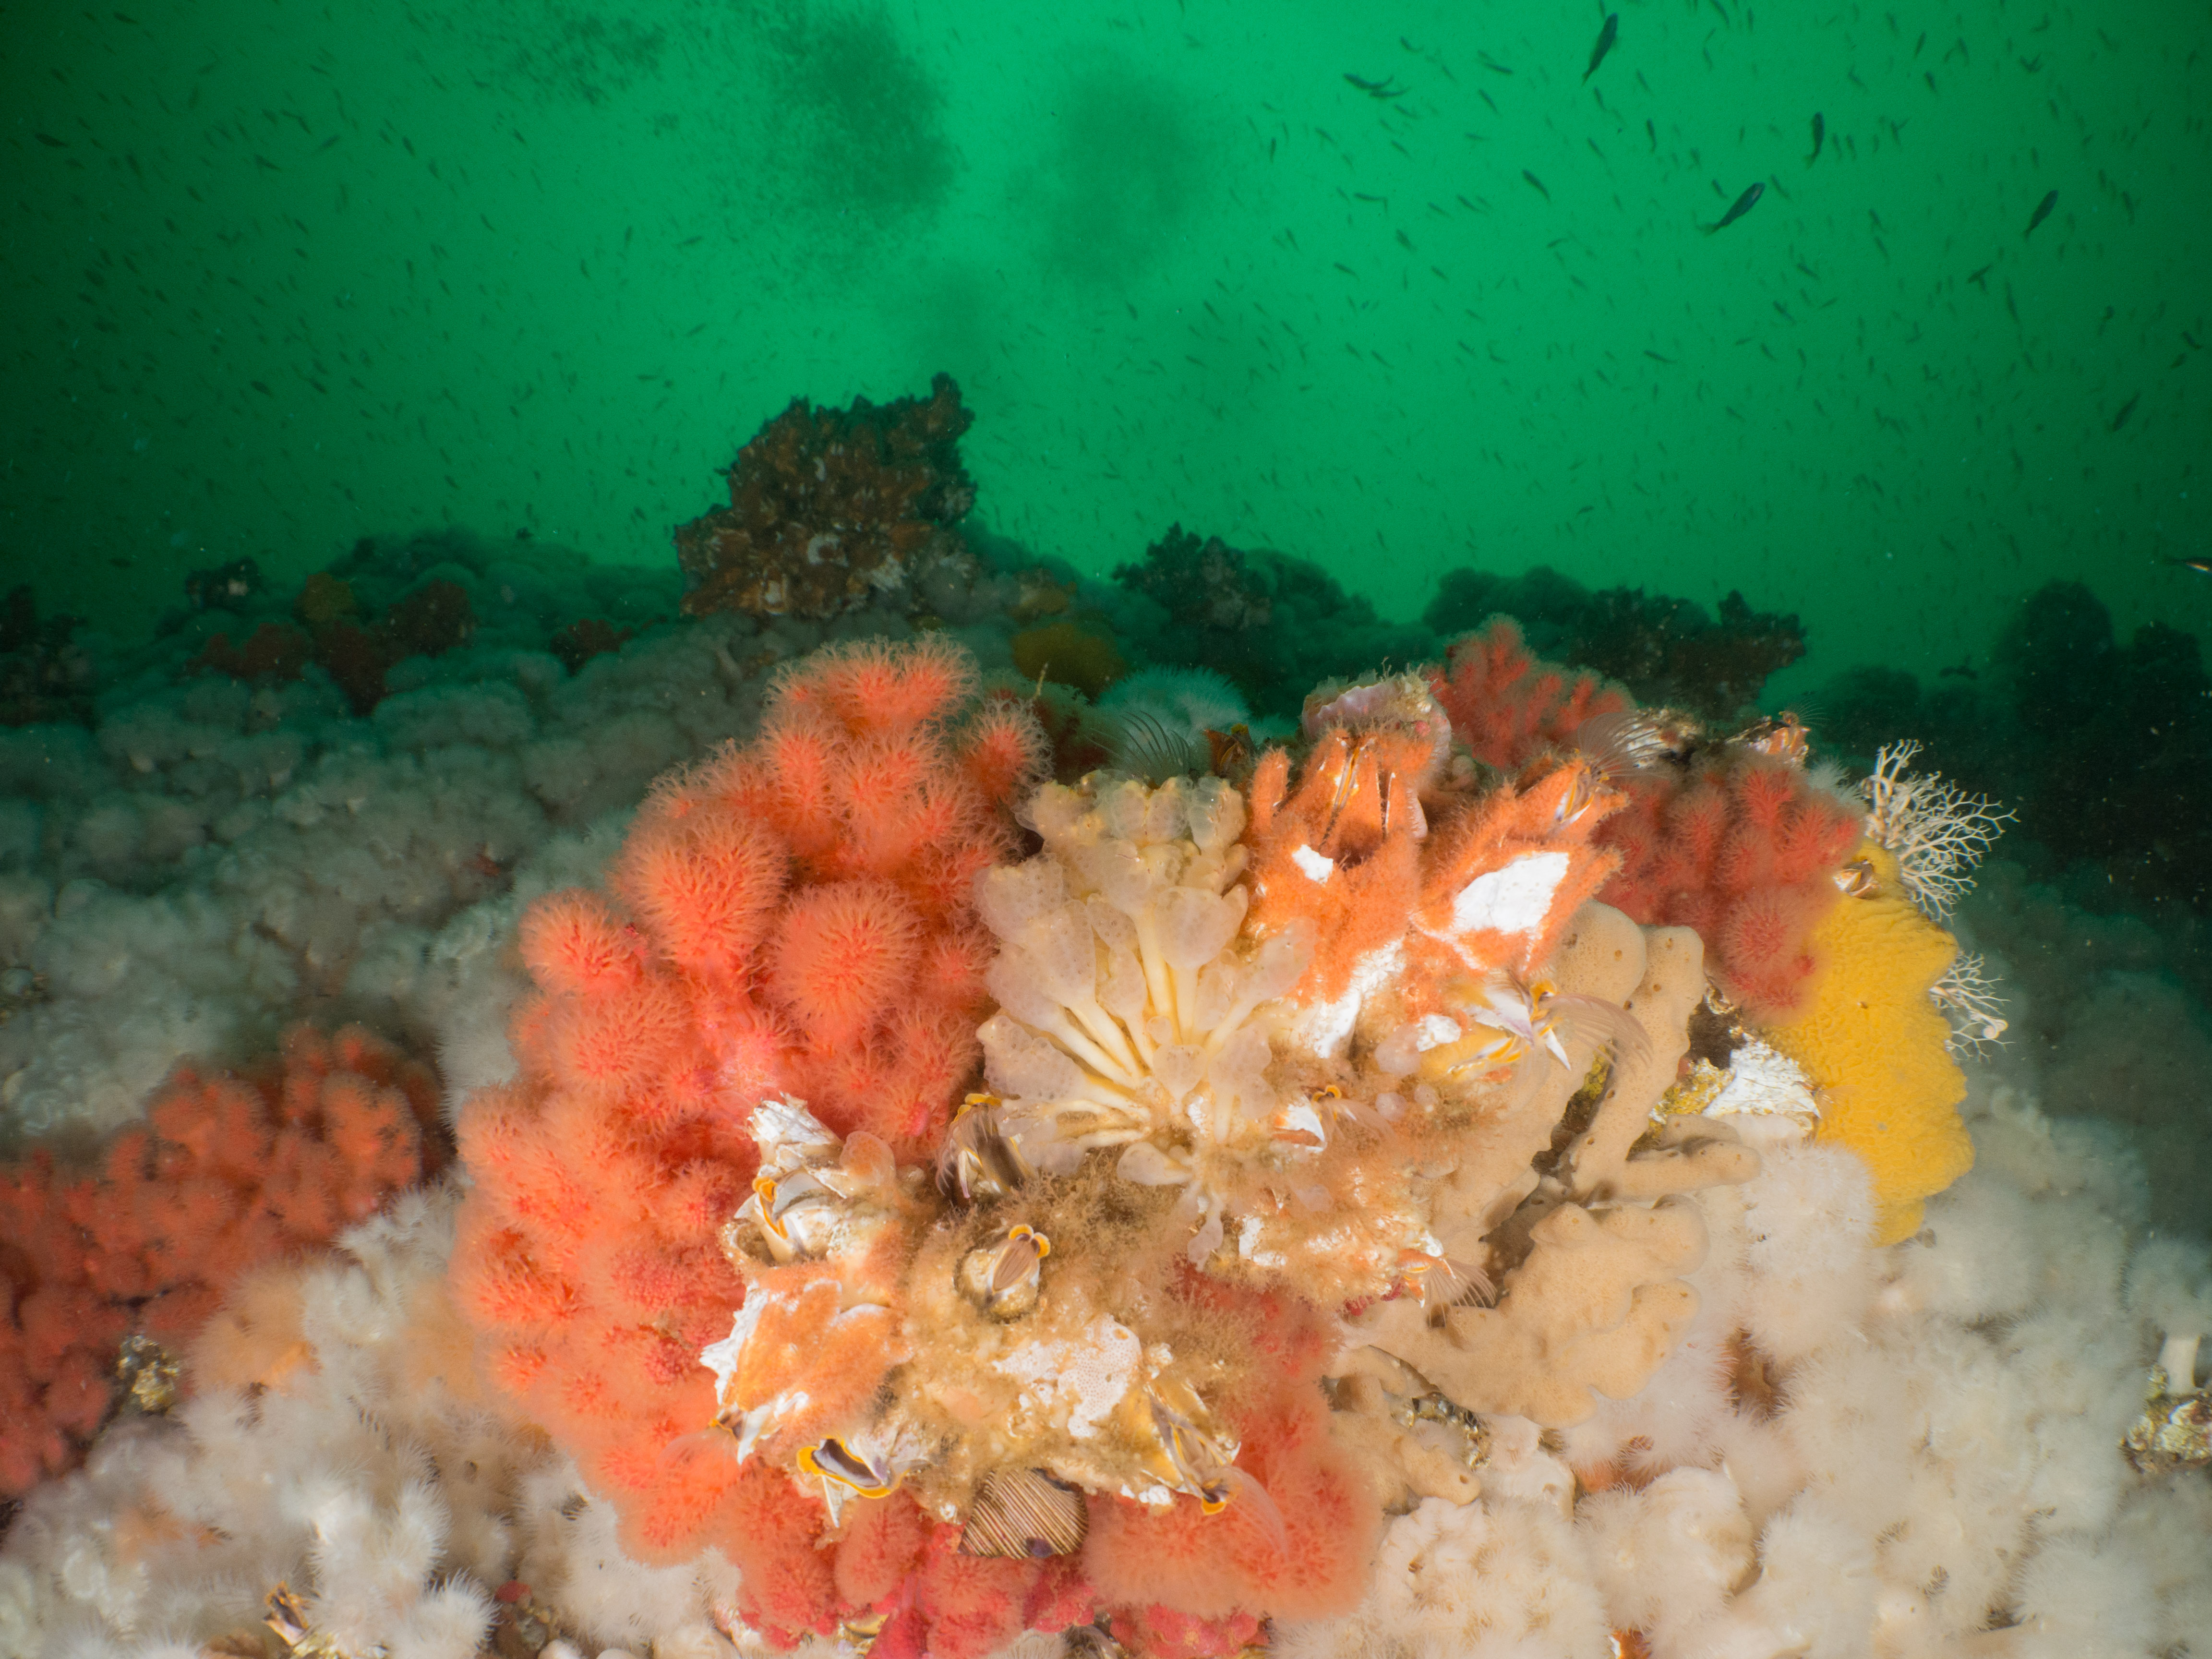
[{"x1": 1765, "y1": 843, "x2": 1972, "y2": 1244}]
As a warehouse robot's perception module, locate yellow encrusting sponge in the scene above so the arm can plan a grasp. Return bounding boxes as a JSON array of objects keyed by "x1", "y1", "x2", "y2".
[{"x1": 1764, "y1": 842, "x2": 1972, "y2": 1244}]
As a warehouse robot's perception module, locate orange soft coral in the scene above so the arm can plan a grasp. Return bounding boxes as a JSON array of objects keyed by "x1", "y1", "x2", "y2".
[
  {"x1": 1244, "y1": 729, "x2": 1426, "y2": 1006},
  {"x1": 1431, "y1": 618, "x2": 1628, "y2": 770},
  {"x1": 1244, "y1": 725, "x2": 1623, "y2": 1022},
  {"x1": 1080, "y1": 1366, "x2": 1381, "y2": 1624},
  {"x1": 0, "y1": 1024, "x2": 440, "y2": 1495},
  {"x1": 718, "y1": 1262, "x2": 913, "y2": 1463},
  {"x1": 450, "y1": 637, "x2": 1045, "y2": 1572},
  {"x1": 1425, "y1": 620, "x2": 1862, "y2": 1022},
  {"x1": 1596, "y1": 748, "x2": 1864, "y2": 1020}
]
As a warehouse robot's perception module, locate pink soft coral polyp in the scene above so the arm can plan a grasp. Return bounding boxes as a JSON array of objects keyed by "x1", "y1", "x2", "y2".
[
  {"x1": 613, "y1": 811, "x2": 787, "y2": 978},
  {"x1": 1598, "y1": 751, "x2": 1862, "y2": 1019},
  {"x1": 790, "y1": 635, "x2": 978, "y2": 737},
  {"x1": 770, "y1": 879, "x2": 924, "y2": 1047}
]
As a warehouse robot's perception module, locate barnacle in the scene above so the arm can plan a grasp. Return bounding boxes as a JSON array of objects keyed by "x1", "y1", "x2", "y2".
[
  {"x1": 2123, "y1": 1333, "x2": 2212, "y2": 1473},
  {"x1": 1415, "y1": 972, "x2": 1652, "y2": 1082},
  {"x1": 959, "y1": 1223, "x2": 1052, "y2": 1317},
  {"x1": 961, "y1": 1467, "x2": 1089, "y2": 1557},
  {"x1": 936, "y1": 1091, "x2": 1030, "y2": 1205}
]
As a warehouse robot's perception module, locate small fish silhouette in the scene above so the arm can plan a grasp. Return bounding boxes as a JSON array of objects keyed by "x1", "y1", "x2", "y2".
[
  {"x1": 1704, "y1": 180, "x2": 1764, "y2": 233},
  {"x1": 1584, "y1": 14, "x2": 1618, "y2": 81}
]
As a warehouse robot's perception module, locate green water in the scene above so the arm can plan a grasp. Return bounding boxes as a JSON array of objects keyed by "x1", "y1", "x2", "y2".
[{"x1": 5, "y1": 0, "x2": 2206, "y2": 692}]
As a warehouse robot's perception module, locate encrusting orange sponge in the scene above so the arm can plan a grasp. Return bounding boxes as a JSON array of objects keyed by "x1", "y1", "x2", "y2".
[{"x1": 1763, "y1": 842, "x2": 1971, "y2": 1244}]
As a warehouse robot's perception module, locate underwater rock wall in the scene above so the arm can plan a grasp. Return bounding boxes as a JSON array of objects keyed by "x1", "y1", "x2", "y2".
[
  {"x1": 0, "y1": 619, "x2": 2205, "y2": 1659},
  {"x1": 0, "y1": 386, "x2": 2208, "y2": 1658}
]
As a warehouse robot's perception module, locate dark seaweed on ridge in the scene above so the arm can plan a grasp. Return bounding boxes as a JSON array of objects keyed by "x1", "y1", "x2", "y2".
[
  {"x1": 1108, "y1": 524, "x2": 1431, "y2": 718},
  {"x1": 0, "y1": 586, "x2": 94, "y2": 730},
  {"x1": 1817, "y1": 578, "x2": 2212, "y2": 924},
  {"x1": 1423, "y1": 563, "x2": 1805, "y2": 721}
]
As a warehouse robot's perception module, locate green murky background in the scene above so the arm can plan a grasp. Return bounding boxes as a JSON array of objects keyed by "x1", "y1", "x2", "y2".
[{"x1": 5, "y1": 0, "x2": 2206, "y2": 692}]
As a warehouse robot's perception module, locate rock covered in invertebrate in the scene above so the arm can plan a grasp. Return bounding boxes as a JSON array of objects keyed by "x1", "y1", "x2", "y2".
[
  {"x1": 1242, "y1": 715, "x2": 1626, "y2": 1058},
  {"x1": 452, "y1": 633, "x2": 1922, "y2": 1647},
  {"x1": 675, "y1": 374, "x2": 979, "y2": 621},
  {"x1": 691, "y1": 760, "x2": 1730, "y2": 1617},
  {"x1": 974, "y1": 772, "x2": 1458, "y2": 1307}
]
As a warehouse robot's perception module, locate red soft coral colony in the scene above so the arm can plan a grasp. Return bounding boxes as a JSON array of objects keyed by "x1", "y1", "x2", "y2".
[
  {"x1": 451, "y1": 638, "x2": 1064, "y2": 1650},
  {"x1": 1431, "y1": 619, "x2": 1860, "y2": 1020},
  {"x1": 1598, "y1": 744, "x2": 1864, "y2": 1019},
  {"x1": 0, "y1": 1024, "x2": 441, "y2": 1495}
]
